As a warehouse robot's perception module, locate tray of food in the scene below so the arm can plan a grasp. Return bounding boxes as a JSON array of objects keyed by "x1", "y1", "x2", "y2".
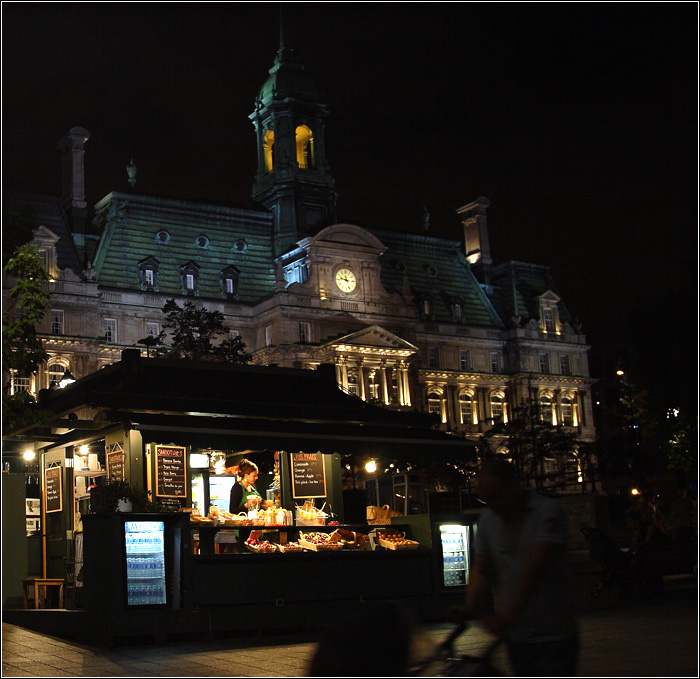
[
  {"x1": 244, "y1": 537, "x2": 278, "y2": 553},
  {"x1": 276, "y1": 541, "x2": 303, "y2": 553},
  {"x1": 298, "y1": 532, "x2": 344, "y2": 551},
  {"x1": 378, "y1": 534, "x2": 420, "y2": 550}
]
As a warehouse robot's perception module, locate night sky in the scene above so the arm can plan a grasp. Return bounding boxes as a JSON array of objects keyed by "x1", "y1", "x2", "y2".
[{"x1": 2, "y1": 2, "x2": 697, "y2": 398}]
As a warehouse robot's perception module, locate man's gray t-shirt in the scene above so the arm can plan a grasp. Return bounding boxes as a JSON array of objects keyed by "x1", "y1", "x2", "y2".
[{"x1": 474, "y1": 488, "x2": 577, "y2": 643}]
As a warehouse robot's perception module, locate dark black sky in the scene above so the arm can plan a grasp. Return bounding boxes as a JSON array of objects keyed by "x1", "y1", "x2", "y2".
[{"x1": 2, "y1": 2, "x2": 698, "y2": 383}]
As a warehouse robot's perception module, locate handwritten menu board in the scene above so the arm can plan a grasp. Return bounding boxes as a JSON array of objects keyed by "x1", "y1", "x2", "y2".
[
  {"x1": 107, "y1": 450, "x2": 125, "y2": 483},
  {"x1": 291, "y1": 451, "x2": 327, "y2": 499},
  {"x1": 45, "y1": 466, "x2": 63, "y2": 513},
  {"x1": 155, "y1": 445, "x2": 187, "y2": 498}
]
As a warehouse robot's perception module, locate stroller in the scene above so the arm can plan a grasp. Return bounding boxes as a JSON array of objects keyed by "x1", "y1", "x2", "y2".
[
  {"x1": 407, "y1": 622, "x2": 503, "y2": 676},
  {"x1": 580, "y1": 526, "x2": 644, "y2": 598}
]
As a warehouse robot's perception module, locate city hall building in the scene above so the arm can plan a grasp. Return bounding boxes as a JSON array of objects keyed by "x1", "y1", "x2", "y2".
[{"x1": 3, "y1": 40, "x2": 595, "y2": 469}]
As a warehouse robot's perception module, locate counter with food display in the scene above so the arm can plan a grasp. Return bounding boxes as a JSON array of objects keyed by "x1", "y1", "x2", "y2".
[{"x1": 186, "y1": 516, "x2": 445, "y2": 625}]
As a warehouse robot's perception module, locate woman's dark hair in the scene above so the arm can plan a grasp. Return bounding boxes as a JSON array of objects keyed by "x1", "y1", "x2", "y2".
[{"x1": 237, "y1": 458, "x2": 258, "y2": 479}]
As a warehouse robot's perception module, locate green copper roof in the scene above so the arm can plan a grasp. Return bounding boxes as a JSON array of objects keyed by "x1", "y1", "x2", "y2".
[
  {"x1": 91, "y1": 193, "x2": 276, "y2": 303},
  {"x1": 370, "y1": 228, "x2": 503, "y2": 327},
  {"x1": 490, "y1": 261, "x2": 573, "y2": 325}
]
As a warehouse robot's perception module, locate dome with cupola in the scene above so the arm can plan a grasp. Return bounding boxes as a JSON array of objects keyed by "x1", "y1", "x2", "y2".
[{"x1": 257, "y1": 44, "x2": 318, "y2": 105}]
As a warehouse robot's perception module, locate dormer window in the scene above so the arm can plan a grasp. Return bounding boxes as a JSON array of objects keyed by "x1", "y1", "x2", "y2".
[
  {"x1": 195, "y1": 235, "x2": 209, "y2": 249},
  {"x1": 156, "y1": 230, "x2": 170, "y2": 244},
  {"x1": 538, "y1": 292, "x2": 561, "y2": 334},
  {"x1": 284, "y1": 260, "x2": 308, "y2": 286},
  {"x1": 452, "y1": 302, "x2": 463, "y2": 321},
  {"x1": 421, "y1": 298, "x2": 432, "y2": 319},
  {"x1": 219, "y1": 265, "x2": 240, "y2": 299},
  {"x1": 137, "y1": 256, "x2": 160, "y2": 291},
  {"x1": 179, "y1": 261, "x2": 200, "y2": 296},
  {"x1": 233, "y1": 239, "x2": 248, "y2": 254}
]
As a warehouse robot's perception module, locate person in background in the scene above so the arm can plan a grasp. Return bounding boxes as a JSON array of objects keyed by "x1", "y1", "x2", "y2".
[{"x1": 450, "y1": 457, "x2": 579, "y2": 677}]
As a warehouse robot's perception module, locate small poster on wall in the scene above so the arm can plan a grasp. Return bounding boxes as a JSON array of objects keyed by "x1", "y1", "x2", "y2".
[
  {"x1": 25, "y1": 498, "x2": 40, "y2": 516},
  {"x1": 26, "y1": 517, "x2": 40, "y2": 537}
]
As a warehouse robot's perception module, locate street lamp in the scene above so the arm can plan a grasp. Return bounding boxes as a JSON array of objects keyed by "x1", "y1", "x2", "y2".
[{"x1": 59, "y1": 370, "x2": 76, "y2": 388}]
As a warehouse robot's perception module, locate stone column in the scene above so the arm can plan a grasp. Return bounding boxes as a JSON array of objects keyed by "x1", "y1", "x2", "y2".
[
  {"x1": 380, "y1": 360, "x2": 389, "y2": 404},
  {"x1": 357, "y1": 359, "x2": 366, "y2": 401}
]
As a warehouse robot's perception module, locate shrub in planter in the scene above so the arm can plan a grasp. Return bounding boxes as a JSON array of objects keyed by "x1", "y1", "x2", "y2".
[{"x1": 92, "y1": 480, "x2": 174, "y2": 513}]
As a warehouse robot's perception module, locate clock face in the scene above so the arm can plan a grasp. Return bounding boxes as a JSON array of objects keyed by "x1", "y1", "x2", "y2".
[{"x1": 335, "y1": 268, "x2": 357, "y2": 293}]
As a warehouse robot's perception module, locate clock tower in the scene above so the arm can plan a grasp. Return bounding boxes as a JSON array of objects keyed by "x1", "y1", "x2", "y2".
[{"x1": 250, "y1": 37, "x2": 338, "y2": 257}]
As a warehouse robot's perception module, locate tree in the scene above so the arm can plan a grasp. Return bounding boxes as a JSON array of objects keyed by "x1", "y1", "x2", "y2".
[
  {"x1": 2, "y1": 244, "x2": 52, "y2": 432},
  {"x1": 142, "y1": 299, "x2": 251, "y2": 363},
  {"x1": 478, "y1": 399, "x2": 584, "y2": 492}
]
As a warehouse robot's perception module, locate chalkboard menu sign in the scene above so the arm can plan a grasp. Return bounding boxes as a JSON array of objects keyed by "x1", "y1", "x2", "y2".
[
  {"x1": 45, "y1": 466, "x2": 63, "y2": 513},
  {"x1": 291, "y1": 451, "x2": 327, "y2": 499},
  {"x1": 155, "y1": 445, "x2": 187, "y2": 498},
  {"x1": 107, "y1": 450, "x2": 125, "y2": 483}
]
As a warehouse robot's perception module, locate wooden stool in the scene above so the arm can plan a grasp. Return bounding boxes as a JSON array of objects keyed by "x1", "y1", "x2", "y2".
[{"x1": 23, "y1": 578, "x2": 64, "y2": 609}]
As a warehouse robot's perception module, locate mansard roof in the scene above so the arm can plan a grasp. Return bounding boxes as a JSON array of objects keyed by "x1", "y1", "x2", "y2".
[
  {"x1": 3, "y1": 191, "x2": 83, "y2": 273},
  {"x1": 489, "y1": 260, "x2": 574, "y2": 325},
  {"x1": 91, "y1": 192, "x2": 276, "y2": 302},
  {"x1": 370, "y1": 228, "x2": 503, "y2": 327}
]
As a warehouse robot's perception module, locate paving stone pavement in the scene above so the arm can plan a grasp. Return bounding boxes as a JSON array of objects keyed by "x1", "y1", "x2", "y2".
[{"x1": 2, "y1": 575, "x2": 697, "y2": 677}]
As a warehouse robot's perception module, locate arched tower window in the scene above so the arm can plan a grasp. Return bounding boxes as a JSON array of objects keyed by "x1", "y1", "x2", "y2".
[
  {"x1": 264, "y1": 130, "x2": 275, "y2": 172},
  {"x1": 295, "y1": 125, "x2": 314, "y2": 169}
]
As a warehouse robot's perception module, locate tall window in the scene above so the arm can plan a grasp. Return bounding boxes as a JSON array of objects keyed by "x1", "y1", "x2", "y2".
[
  {"x1": 50, "y1": 309, "x2": 64, "y2": 335},
  {"x1": 265, "y1": 326, "x2": 272, "y2": 347},
  {"x1": 540, "y1": 394, "x2": 554, "y2": 424},
  {"x1": 452, "y1": 303, "x2": 463, "y2": 321},
  {"x1": 427, "y1": 391, "x2": 444, "y2": 421},
  {"x1": 459, "y1": 349, "x2": 473, "y2": 371},
  {"x1": 539, "y1": 353, "x2": 549, "y2": 374},
  {"x1": 146, "y1": 322, "x2": 159, "y2": 338},
  {"x1": 11, "y1": 373, "x2": 31, "y2": 395},
  {"x1": 422, "y1": 300, "x2": 431, "y2": 317},
  {"x1": 264, "y1": 130, "x2": 275, "y2": 171},
  {"x1": 561, "y1": 396, "x2": 575, "y2": 426},
  {"x1": 368, "y1": 371, "x2": 380, "y2": 400},
  {"x1": 104, "y1": 318, "x2": 117, "y2": 343},
  {"x1": 427, "y1": 347, "x2": 440, "y2": 369},
  {"x1": 459, "y1": 393, "x2": 475, "y2": 425},
  {"x1": 299, "y1": 322, "x2": 311, "y2": 343},
  {"x1": 560, "y1": 355, "x2": 571, "y2": 375},
  {"x1": 347, "y1": 372, "x2": 358, "y2": 397},
  {"x1": 48, "y1": 362, "x2": 66, "y2": 388},
  {"x1": 145, "y1": 269, "x2": 154, "y2": 286},
  {"x1": 543, "y1": 307, "x2": 556, "y2": 332},
  {"x1": 186, "y1": 274, "x2": 195, "y2": 290},
  {"x1": 490, "y1": 352, "x2": 501, "y2": 373},
  {"x1": 490, "y1": 394, "x2": 506, "y2": 423}
]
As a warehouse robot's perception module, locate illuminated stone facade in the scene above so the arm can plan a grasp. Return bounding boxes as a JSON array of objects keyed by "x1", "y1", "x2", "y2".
[{"x1": 3, "y1": 40, "x2": 596, "y2": 469}]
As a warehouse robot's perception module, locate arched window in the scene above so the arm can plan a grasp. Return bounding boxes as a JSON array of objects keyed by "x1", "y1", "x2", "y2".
[
  {"x1": 264, "y1": 130, "x2": 275, "y2": 171},
  {"x1": 47, "y1": 360, "x2": 69, "y2": 389},
  {"x1": 295, "y1": 125, "x2": 314, "y2": 169},
  {"x1": 459, "y1": 391, "x2": 477, "y2": 425},
  {"x1": 490, "y1": 392, "x2": 507, "y2": 423},
  {"x1": 561, "y1": 393, "x2": 578, "y2": 426},
  {"x1": 540, "y1": 393, "x2": 556, "y2": 425},
  {"x1": 427, "y1": 389, "x2": 446, "y2": 423}
]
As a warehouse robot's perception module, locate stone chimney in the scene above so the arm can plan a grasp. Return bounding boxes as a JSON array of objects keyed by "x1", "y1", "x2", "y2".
[
  {"x1": 57, "y1": 127, "x2": 91, "y2": 238},
  {"x1": 457, "y1": 196, "x2": 492, "y2": 286}
]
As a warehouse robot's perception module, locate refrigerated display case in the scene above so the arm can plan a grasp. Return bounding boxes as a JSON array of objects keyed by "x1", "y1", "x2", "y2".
[
  {"x1": 190, "y1": 472, "x2": 208, "y2": 516},
  {"x1": 125, "y1": 520, "x2": 167, "y2": 606},
  {"x1": 208, "y1": 475, "x2": 236, "y2": 513},
  {"x1": 82, "y1": 512, "x2": 190, "y2": 612},
  {"x1": 438, "y1": 523, "x2": 470, "y2": 587}
]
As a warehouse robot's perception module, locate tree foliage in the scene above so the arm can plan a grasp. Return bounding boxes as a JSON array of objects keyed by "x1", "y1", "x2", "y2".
[
  {"x1": 144, "y1": 299, "x2": 252, "y2": 363},
  {"x1": 478, "y1": 399, "x2": 585, "y2": 492},
  {"x1": 2, "y1": 243, "x2": 52, "y2": 433}
]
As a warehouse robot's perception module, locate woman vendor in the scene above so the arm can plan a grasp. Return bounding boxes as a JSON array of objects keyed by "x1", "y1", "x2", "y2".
[
  {"x1": 216, "y1": 459, "x2": 271, "y2": 553},
  {"x1": 229, "y1": 458, "x2": 272, "y2": 514}
]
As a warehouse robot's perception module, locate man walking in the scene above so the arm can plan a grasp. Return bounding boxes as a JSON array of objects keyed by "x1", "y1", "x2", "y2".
[{"x1": 453, "y1": 457, "x2": 579, "y2": 676}]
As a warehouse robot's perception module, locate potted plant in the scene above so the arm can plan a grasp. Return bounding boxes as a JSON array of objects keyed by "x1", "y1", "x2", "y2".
[{"x1": 92, "y1": 480, "x2": 173, "y2": 514}]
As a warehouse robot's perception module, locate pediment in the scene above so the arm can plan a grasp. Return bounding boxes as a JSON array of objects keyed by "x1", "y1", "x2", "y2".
[
  {"x1": 312, "y1": 223, "x2": 385, "y2": 250},
  {"x1": 539, "y1": 289, "x2": 561, "y2": 303},
  {"x1": 324, "y1": 325, "x2": 418, "y2": 354},
  {"x1": 30, "y1": 225, "x2": 60, "y2": 245}
]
